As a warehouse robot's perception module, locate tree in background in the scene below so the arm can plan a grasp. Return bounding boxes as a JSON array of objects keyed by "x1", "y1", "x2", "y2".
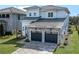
[
  {"x1": 69, "y1": 16, "x2": 79, "y2": 35},
  {"x1": 0, "y1": 24, "x2": 4, "y2": 36}
]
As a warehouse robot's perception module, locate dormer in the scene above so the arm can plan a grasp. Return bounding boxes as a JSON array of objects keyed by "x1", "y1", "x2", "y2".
[
  {"x1": 24, "y1": 5, "x2": 70, "y2": 19},
  {"x1": 24, "y1": 6, "x2": 40, "y2": 17},
  {"x1": 40, "y1": 5, "x2": 70, "y2": 18}
]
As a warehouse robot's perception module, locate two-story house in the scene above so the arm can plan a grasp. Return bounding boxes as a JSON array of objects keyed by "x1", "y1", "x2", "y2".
[
  {"x1": 20, "y1": 5, "x2": 70, "y2": 44},
  {"x1": 0, "y1": 7, "x2": 26, "y2": 35}
]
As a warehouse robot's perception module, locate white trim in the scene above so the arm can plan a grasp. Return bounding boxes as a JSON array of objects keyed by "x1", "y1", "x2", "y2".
[
  {"x1": 42, "y1": 31, "x2": 45, "y2": 43},
  {"x1": 57, "y1": 32, "x2": 60, "y2": 44},
  {"x1": 28, "y1": 28, "x2": 59, "y2": 44},
  {"x1": 28, "y1": 30, "x2": 31, "y2": 41}
]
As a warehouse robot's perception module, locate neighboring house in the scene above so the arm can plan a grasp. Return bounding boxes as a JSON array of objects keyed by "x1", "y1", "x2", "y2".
[
  {"x1": 20, "y1": 5, "x2": 70, "y2": 44},
  {"x1": 0, "y1": 7, "x2": 26, "y2": 35}
]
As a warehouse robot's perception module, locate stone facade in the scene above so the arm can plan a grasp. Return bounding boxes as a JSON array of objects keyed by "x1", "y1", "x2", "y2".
[{"x1": 0, "y1": 7, "x2": 26, "y2": 34}]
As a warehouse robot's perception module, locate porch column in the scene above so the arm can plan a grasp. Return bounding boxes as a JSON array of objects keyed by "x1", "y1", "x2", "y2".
[
  {"x1": 42, "y1": 31, "x2": 45, "y2": 43},
  {"x1": 28, "y1": 30, "x2": 31, "y2": 41},
  {"x1": 57, "y1": 32, "x2": 60, "y2": 45}
]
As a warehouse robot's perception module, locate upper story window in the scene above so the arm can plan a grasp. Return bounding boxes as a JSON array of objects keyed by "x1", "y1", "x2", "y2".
[
  {"x1": 48, "y1": 12, "x2": 53, "y2": 17},
  {"x1": 51, "y1": 13, "x2": 53, "y2": 17},
  {"x1": 48, "y1": 13, "x2": 51, "y2": 17},
  {"x1": 18, "y1": 14, "x2": 20, "y2": 20},
  {"x1": 2, "y1": 14, "x2": 5, "y2": 18},
  {"x1": 0, "y1": 14, "x2": 10, "y2": 18},
  {"x1": 34, "y1": 13, "x2": 36, "y2": 16},
  {"x1": 29, "y1": 13, "x2": 31, "y2": 16},
  {"x1": 6, "y1": 14, "x2": 9, "y2": 18}
]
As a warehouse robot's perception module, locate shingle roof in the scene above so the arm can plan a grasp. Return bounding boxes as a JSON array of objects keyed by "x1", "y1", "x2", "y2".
[
  {"x1": 24, "y1": 5, "x2": 70, "y2": 14},
  {"x1": 0, "y1": 7, "x2": 26, "y2": 14},
  {"x1": 24, "y1": 6, "x2": 40, "y2": 10},
  {"x1": 28, "y1": 18, "x2": 65, "y2": 29},
  {"x1": 21, "y1": 17, "x2": 40, "y2": 20},
  {"x1": 37, "y1": 18, "x2": 66, "y2": 22},
  {"x1": 41, "y1": 5, "x2": 70, "y2": 13}
]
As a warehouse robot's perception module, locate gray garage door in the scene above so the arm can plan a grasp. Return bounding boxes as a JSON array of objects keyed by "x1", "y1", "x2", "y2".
[
  {"x1": 45, "y1": 33, "x2": 57, "y2": 43},
  {"x1": 31, "y1": 31, "x2": 42, "y2": 41}
]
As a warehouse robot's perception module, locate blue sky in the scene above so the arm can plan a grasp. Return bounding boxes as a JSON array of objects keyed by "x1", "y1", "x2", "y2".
[
  {"x1": 0, "y1": 5, "x2": 79, "y2": 16},
  {"x1": 62, "y1": 5, "x2": 79, "y2": 16}
]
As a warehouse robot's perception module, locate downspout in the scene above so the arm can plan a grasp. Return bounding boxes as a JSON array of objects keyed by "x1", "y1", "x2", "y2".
[{"x1": 10, "y1": 8, "x2": 13, "y2": 34}]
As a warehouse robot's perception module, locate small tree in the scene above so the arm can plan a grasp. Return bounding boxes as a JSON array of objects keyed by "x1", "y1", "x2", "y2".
[
  {"x1": 0, "y1": 24, "x2": 4, "y2": 36},
  {"x1": 69, "y1": 16, "x2": 79, "y2": 31}
]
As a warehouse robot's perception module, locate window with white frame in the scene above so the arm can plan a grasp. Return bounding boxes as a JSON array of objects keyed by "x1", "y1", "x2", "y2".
[
  {"x1": 0, "y1": 14, "x2": 10, "y2": 18},
  {"x1": 48, "y1": 12, "x2": 53, "y2": 17},
  {"x1": 34, "y1": 12, "x2": 36, "y2": 16},
  {"x1": 6, "y1": 14, "x2": 10, "y2": 18},
  {"x1": 2, "y1": 14, "x2": 5, "y2": 18},
  {"x1": 48, "y1": 13, "x2": 50, "y2": 17},
  {"x1": 29, "y1": 13, "x2": 31, "y2": 16},
  {"x1": 51, "y1": 12, "x2": 53, "y2": 17},
  {"x1": 23, "y1": 27, "x2": 25, "y2": 31}
]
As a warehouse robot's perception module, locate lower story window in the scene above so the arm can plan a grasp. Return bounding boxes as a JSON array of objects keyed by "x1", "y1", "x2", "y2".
[{"x1": 23, "y1": 27, "x2": 25, "y2": 31}]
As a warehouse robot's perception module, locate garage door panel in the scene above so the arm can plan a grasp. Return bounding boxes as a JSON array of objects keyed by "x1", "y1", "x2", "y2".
[
  {"x1": 31, "y1": 32, "x2": 42, "y2": 41},
  {"x1": 45, "y1": 33, "x2": 57, "y2": 43}
]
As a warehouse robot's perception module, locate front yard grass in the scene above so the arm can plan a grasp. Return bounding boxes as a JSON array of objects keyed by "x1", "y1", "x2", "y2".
[
  {"x1": 0, "y1": 35, "x2": 23, "y2": 54},
  {"x1": 54, "y1": 25, "x2": 79, "y2": 54},
  {"x1": 0, "y1": 35, "x2": 15, "y2": 43}
]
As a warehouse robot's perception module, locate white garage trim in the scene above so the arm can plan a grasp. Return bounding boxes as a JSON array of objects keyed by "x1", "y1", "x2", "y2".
[
  {"x1": 28, "y1": 29, "x2": 59, "y2": 44},
  {"x1": 57, "y1": 32, "x2": 60, "y2": 44},
  {"x1": 28, "y1": 30, "x2": 31, "y2": 41},
  {"x1": 42, "y1": 31, "x2": 45, "y2": 43}
]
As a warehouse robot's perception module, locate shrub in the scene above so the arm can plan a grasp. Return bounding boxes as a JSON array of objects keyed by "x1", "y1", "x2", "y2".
[
  {"x1": 78, "y1": 31, "x2": 79, "y2": 35},
  {"x1": 68, "y1": 29, "x2": 73, "y2": 34},
  {"x1": 5, "y1": 32, "x2": 12, "y2": 35},
  {"x1": 64, "y1": 38, "x2": 68, "y2": 46}
]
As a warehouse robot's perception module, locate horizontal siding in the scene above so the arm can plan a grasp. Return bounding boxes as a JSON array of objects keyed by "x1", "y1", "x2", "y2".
[{"x1": 26, "y1": 9, "x2": 68, "y2": 18}]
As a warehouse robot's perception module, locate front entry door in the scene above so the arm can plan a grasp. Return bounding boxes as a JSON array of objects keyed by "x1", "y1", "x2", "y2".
[{"x1": 0, "y1": 24, "x2": 4, "y2": 35}]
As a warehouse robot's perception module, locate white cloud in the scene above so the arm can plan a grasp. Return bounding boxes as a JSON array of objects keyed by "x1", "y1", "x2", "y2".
[
  {"x1": 0, "y1": 0, "x2": 79, "y2": 5},
  {"x1": 16, "y1": 6, "x2": 25, "y2": 11},
  {"x1": 14, "y1": 6, "x2": 30, "y2": 11}
]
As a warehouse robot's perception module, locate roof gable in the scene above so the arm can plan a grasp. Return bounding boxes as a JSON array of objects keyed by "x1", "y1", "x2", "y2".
[
  {"x1": 0, "y1": 7, "x2": 26, "y2": 14},
  {"x1": 24, "y1": 5, "x2": 70, "y2": 14},
  {"x1": 41, "y1": 5, "x2": 70, "y2": 13},
  {"x1": 24, "y1": 6, "x2": 40, "y2": 10}
]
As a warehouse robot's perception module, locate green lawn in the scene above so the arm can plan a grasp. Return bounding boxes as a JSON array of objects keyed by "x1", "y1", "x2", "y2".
[
  {"x1": 0, "y1": 35, "x2": 15, "y2": 43},
  {"x1": 54, "y1": 25, "x2": 79, "y2": 54},
  {"x1": 0, "y1": 35, "x2": 23, "y2": 54}
]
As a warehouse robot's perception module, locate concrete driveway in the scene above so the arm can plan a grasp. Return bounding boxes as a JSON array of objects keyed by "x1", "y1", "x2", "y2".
[{"x1": 12, "y1": 41, "x2": 57, "y2": 54}]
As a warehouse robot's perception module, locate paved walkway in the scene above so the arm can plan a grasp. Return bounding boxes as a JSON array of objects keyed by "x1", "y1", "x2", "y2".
[{"x1": 12, "y1": 41, "x2": 57, "y2": 54}]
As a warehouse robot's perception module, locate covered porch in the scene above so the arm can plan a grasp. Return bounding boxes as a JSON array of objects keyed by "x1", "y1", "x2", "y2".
[{"x1": 0, "y1": 20, "x2": 7, "y2": 35}]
